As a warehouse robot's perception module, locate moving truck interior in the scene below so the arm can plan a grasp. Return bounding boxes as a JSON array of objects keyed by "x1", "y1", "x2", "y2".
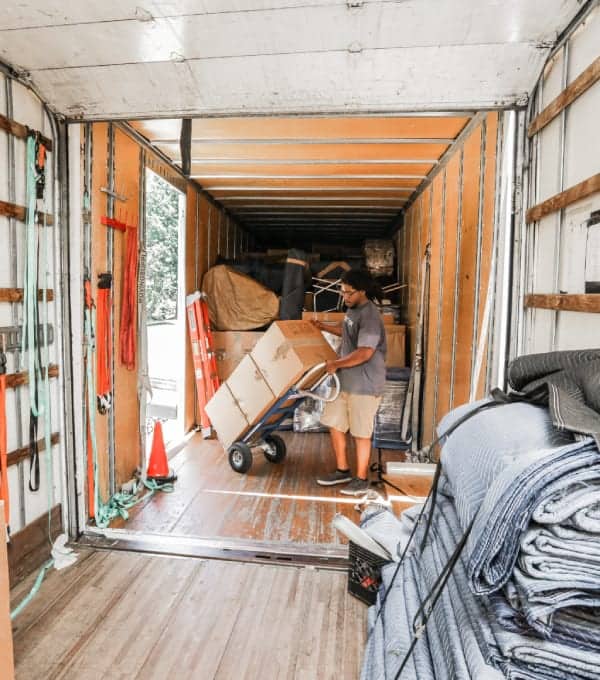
[{"x1": 1, "y1": 2, "x2": 599, "y2": 678}]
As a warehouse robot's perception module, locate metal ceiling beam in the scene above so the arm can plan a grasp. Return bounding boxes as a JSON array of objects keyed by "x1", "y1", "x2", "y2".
[
  {"x1": 155, "y1": 137, "x2": 455, "y2": 145},
  {"x1": 230, "y1": 210, "x2": 398, "y2": 216},
  {"x1": 220, "y1": 197, "x2": 408, "y2": 202},
  {"x1": 209, "y1": 186, "x2": 414, "y2": 192},
  {"x1": 192, "y1": 174, "x2": 427, "y2": 180},
  {"x1": 179, "y1": 159, "x2": 439, "y2": 165},
  {"x1": 227, "y1": 203, "x2": 400, "y2": 209}
]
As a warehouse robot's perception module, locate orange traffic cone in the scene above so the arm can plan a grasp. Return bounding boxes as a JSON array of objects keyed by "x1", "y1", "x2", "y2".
[{"x1": 147, "y1": 421, "x2": 177, "y2": 483}]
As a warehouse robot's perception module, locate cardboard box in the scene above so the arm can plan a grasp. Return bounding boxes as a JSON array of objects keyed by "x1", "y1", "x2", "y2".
[
  {"x1": 251, "y1": 320, "x2": 337, "y2": 397},
  {"x1": 205, "y1": 382, "x2": 249, "y2": 451},
  {"x1": 385, "y1": 325, "x2": 406, "y2": 368},
  {"x1": 226, "y1": 354, "x2": 277, "y2": 425},
  {"x1": 302, "y1": 311, "x2": 396, "y2": 324},
  {"x1": 212, "y1": 331, "x2": 264, "y2": 382}
]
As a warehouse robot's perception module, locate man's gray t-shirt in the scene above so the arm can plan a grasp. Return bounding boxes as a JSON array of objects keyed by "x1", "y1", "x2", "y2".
[{"x1": 339, "y1": 300, "x2": 386, "y2": 396}]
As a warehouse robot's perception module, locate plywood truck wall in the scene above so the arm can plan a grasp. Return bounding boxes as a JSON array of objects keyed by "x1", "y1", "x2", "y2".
[
  {"x1": 83, "y1": 123, "x2": 247, "y2": 508},
  {"x1": 518, "y1": 4, "x2": 600, "y2": 354},
  {"x1": 0, "y1": 72, "x2": 66, "y2": 583},
  {"x1": 398, "y1": 112, "x2": 500, "y2": 446}
]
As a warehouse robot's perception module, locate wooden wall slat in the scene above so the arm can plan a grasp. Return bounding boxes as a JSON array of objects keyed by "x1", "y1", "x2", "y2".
[
  {"x1": 0, "y1": 199, "x2": 53, "y2": 225},
  {"x1": 0, "y1": 112, "x2": 53, "y2": 151},
  {"x1": 5, "y1": 365, "x2": 59, "y2": 389},
  {"x1": 528, "y1": 56, "x2": 600, "y2": 137},
  {"x1": 112, "y1": 128, "x2": 141, "y2": 485},
  {"x1": 8, "y1": 433, "x2": 60, "y2": 467},
  {"x1": 0, "y1": 289, "x2": 54, "y2": 303},
  {"x1": 524, "y1": 294, "x2": 600, "y2": 313},
  {"x1": 526, "y1": 173, "x2": 600, "y2": 223},
  {"x1": 475, "y1": 113, "x2": 499, "y2": 399},
  {"x1": 435, "y1": 156, "x2": 461, "y2": 421},
  {"x1": 452, "y1": 127, "x2": 482, "y2": 407},
  {"x1": 422, "y1": 177, "x2": 444, "y2": 443},
  {"x1": 90, "y1": 123, "x2": 110, "y2": 504},
  {"x1": 7, "y1": 505, "x2": 61, "y2": 586}
]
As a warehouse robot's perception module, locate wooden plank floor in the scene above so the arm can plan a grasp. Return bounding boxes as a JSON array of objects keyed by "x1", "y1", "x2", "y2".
[
  {"x1": 11, "y1": 548, "x2": 367, "y2": 680},
  {"x1": 110, "y1": 432, "x2": 424, "y2": 547}
]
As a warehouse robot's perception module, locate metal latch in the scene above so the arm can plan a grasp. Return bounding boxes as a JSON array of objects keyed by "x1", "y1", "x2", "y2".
[{"x1": 0, "y1": 324, "x2": 54, "y2": 352}]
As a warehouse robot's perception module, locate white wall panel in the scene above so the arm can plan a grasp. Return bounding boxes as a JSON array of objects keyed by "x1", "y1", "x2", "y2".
[
  {"x1": 531, "y1": 214, "x2": 561, "y2": 293},
  {"x1": 0, "y1": 74, "x2": 66, "y2": 537},
  {"x1": 537, "y1": 117, "x2": 562, "y2": 203},
  {"x1": 567, "y1": 5, "x2": 600, "y2": 81},
  {"x1": 564, "y1": 83, "x2": 600, "y2": 189},
  {"x1": 521, "y1": 6, "x2": 600, "y2": 356},
  {"x1": 540, "y1": 49, "x2": 565, "y2": 107}
]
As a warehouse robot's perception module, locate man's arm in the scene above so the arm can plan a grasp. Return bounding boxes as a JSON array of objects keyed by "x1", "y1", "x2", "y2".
[
  {"x1": 325, "y1": 347, "x2": 375, "y2": 373},
  {"x1": 311, "y1": 320, "x2": 343, "y2": 337}
]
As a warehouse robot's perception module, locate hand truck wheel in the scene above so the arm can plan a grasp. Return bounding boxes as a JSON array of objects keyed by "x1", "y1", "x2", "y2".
[
  {"x1": 263, "y1": 434, "x2": 287, "y2": 464},
  {"x1": 228, "y1": 442, "x2": 253, "y2": 473}
]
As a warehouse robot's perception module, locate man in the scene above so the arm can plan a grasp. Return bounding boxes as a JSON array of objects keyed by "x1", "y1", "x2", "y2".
[{"x1": 313, "y1": 269, "x2": 386, "y2": 496}]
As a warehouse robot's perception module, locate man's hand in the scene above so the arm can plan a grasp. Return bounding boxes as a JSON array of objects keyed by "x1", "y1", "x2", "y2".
[
  {"x1": 325, "y1": 359, "x2": 338, "y2": 374},
  {"x1": 310, "y1": 319, "x2": 324, "y2": 331}
]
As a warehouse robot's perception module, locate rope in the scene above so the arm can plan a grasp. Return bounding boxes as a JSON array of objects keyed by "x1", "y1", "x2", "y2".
[{"x1": 10, "y1": 559, "x2": 54, "y2": 620}]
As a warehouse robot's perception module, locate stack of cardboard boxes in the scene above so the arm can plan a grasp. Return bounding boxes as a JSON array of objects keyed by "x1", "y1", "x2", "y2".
[
  {"x1": 206, "y1": 321, "x2": 337, "y2": 449},
  {"x1": 301, "y1": 312, "x2": 406, "y2": 368},
  {"x1": 207, "y1": 314, "x2": 407, "y2": 451}
]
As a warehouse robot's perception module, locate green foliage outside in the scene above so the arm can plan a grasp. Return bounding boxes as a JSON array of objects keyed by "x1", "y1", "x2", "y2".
[{"x1": 145, "y1": 170, "x2": 180, "y2": 321}]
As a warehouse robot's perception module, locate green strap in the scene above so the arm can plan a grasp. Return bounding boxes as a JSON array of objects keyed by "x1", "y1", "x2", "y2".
[{"x1": 10, "y1": 558, "x2": 54, "y2": 620}]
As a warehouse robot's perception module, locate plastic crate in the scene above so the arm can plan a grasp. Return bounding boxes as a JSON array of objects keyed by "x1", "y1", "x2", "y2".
[{"x1": 347, "y1": 541, "x2": 389, "y2": 605}]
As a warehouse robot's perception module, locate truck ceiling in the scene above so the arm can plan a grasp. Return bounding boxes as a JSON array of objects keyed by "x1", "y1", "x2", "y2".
[{"x1": 0, "y1": 1, "x2": 586, "y2": 119}]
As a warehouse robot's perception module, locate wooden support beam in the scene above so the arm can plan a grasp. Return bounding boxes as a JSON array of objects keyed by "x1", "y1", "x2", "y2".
[
  {"x1": 0, "y1": 112, "x2": 53, "y2": 152},
  {"x1": 526, "y1": 174, "x2": 600, "y2": 223},
  {"x1": 528, "y1": 56, "x2": 600, "y2": 137},
  {"x1": 5, "y1": 364, "x2": 59, "y2": 389},
  {"x1": 7, "y1": 504, "x2": 62, "y2": 586},
  {"x1": 0, "y1": 199, "x2": 54, "y2": 226},
  {"x1": 525, "y1": 294, "x2": 600, "y2": 313},
  {"x1": 0, "y1": 288, "x2": 55, "y2": 303},
  {"x1": 7, "y1": 433, "x2": 60, "y2": 468}
]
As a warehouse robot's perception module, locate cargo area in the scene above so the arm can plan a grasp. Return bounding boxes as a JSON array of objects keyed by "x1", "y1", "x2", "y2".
[{"x1": 1, "y1": 2, "x2": 600, "y2": 679}]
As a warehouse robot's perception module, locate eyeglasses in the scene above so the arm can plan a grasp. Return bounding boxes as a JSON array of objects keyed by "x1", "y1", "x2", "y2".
[{"x1": 341, "y1": 288, "x2": 358, "y2": 297}]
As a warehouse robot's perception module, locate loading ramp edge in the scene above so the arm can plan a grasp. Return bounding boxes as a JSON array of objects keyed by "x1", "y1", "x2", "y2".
[{"x1": 77, "y1": 528, "x2": 349, "y2": 571}]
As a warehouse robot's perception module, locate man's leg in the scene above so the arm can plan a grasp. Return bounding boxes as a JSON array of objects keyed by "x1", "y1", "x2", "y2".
[
  {"x1": 340, "y1": 394, "x2": 381, "y2": 495},
  {"x1": 354, "y1": 436, "x2": 372, "y2": 480},
  {"x1": 329, "y1": 427, "x2": 350, "y2": 471},
  {"x1": 316, "y1": 393, "x2": 353, "y2": 486}
]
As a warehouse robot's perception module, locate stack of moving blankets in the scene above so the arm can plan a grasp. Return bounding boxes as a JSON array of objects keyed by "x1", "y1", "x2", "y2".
[{"x1": 361, "y1": 350, "x2": 600, "y2": 680}]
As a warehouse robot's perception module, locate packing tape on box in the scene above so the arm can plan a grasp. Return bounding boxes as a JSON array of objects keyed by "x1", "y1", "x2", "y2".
[{"x1": 273, "y1": 337, "x2": 327, "y2": 361}]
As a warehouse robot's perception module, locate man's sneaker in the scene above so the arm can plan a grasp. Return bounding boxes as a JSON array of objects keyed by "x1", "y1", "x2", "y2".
[
  {"x1": 316, "y1": 470, "x2": 353, "y2": 486},
  {"x1": 339, "y1": 477, "x2": 370, "y2": 496}
]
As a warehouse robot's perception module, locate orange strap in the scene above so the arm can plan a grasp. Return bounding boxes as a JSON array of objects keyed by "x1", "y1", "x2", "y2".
[
  {"x1": 96, "y1": 275, "x2": 112, "y2": 399},
  {"x1": 119, "y1": 226, "x2": 138, "y2": 371},
  {"x1": 0, "y1": 374, "x2": 9, "y2": 527}
]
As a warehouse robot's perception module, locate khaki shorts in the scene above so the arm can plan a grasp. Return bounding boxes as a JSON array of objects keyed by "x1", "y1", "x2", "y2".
[{"x1": 320, "y1": 391, "x2": 382, "y2": 439}]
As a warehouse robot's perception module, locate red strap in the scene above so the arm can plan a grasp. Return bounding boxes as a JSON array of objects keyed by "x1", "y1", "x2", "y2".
[
  {"x1": 0, "y1": 374, "x2": 9, "y2": 527},
  {"x1": 119, "y1": 226, "x2": 138, "y2": 370},
  {"x1": 96, "y1": 286, "x2": 112, "y2": 398}
]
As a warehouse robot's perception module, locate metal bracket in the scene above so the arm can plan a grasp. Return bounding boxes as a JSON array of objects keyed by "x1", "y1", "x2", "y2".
[{"x1": 0, "y1": 324, "x2": 54, "y2": 352}]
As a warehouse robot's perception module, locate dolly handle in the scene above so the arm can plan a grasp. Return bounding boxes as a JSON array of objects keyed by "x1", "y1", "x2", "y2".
[{"x1": 293, "y1": 362, "x2": 341, "y2": 402}]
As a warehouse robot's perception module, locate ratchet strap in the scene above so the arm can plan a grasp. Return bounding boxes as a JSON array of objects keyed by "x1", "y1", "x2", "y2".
[{"x1": 96, "y1": 272, "x2": 113, "y2": 414}]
